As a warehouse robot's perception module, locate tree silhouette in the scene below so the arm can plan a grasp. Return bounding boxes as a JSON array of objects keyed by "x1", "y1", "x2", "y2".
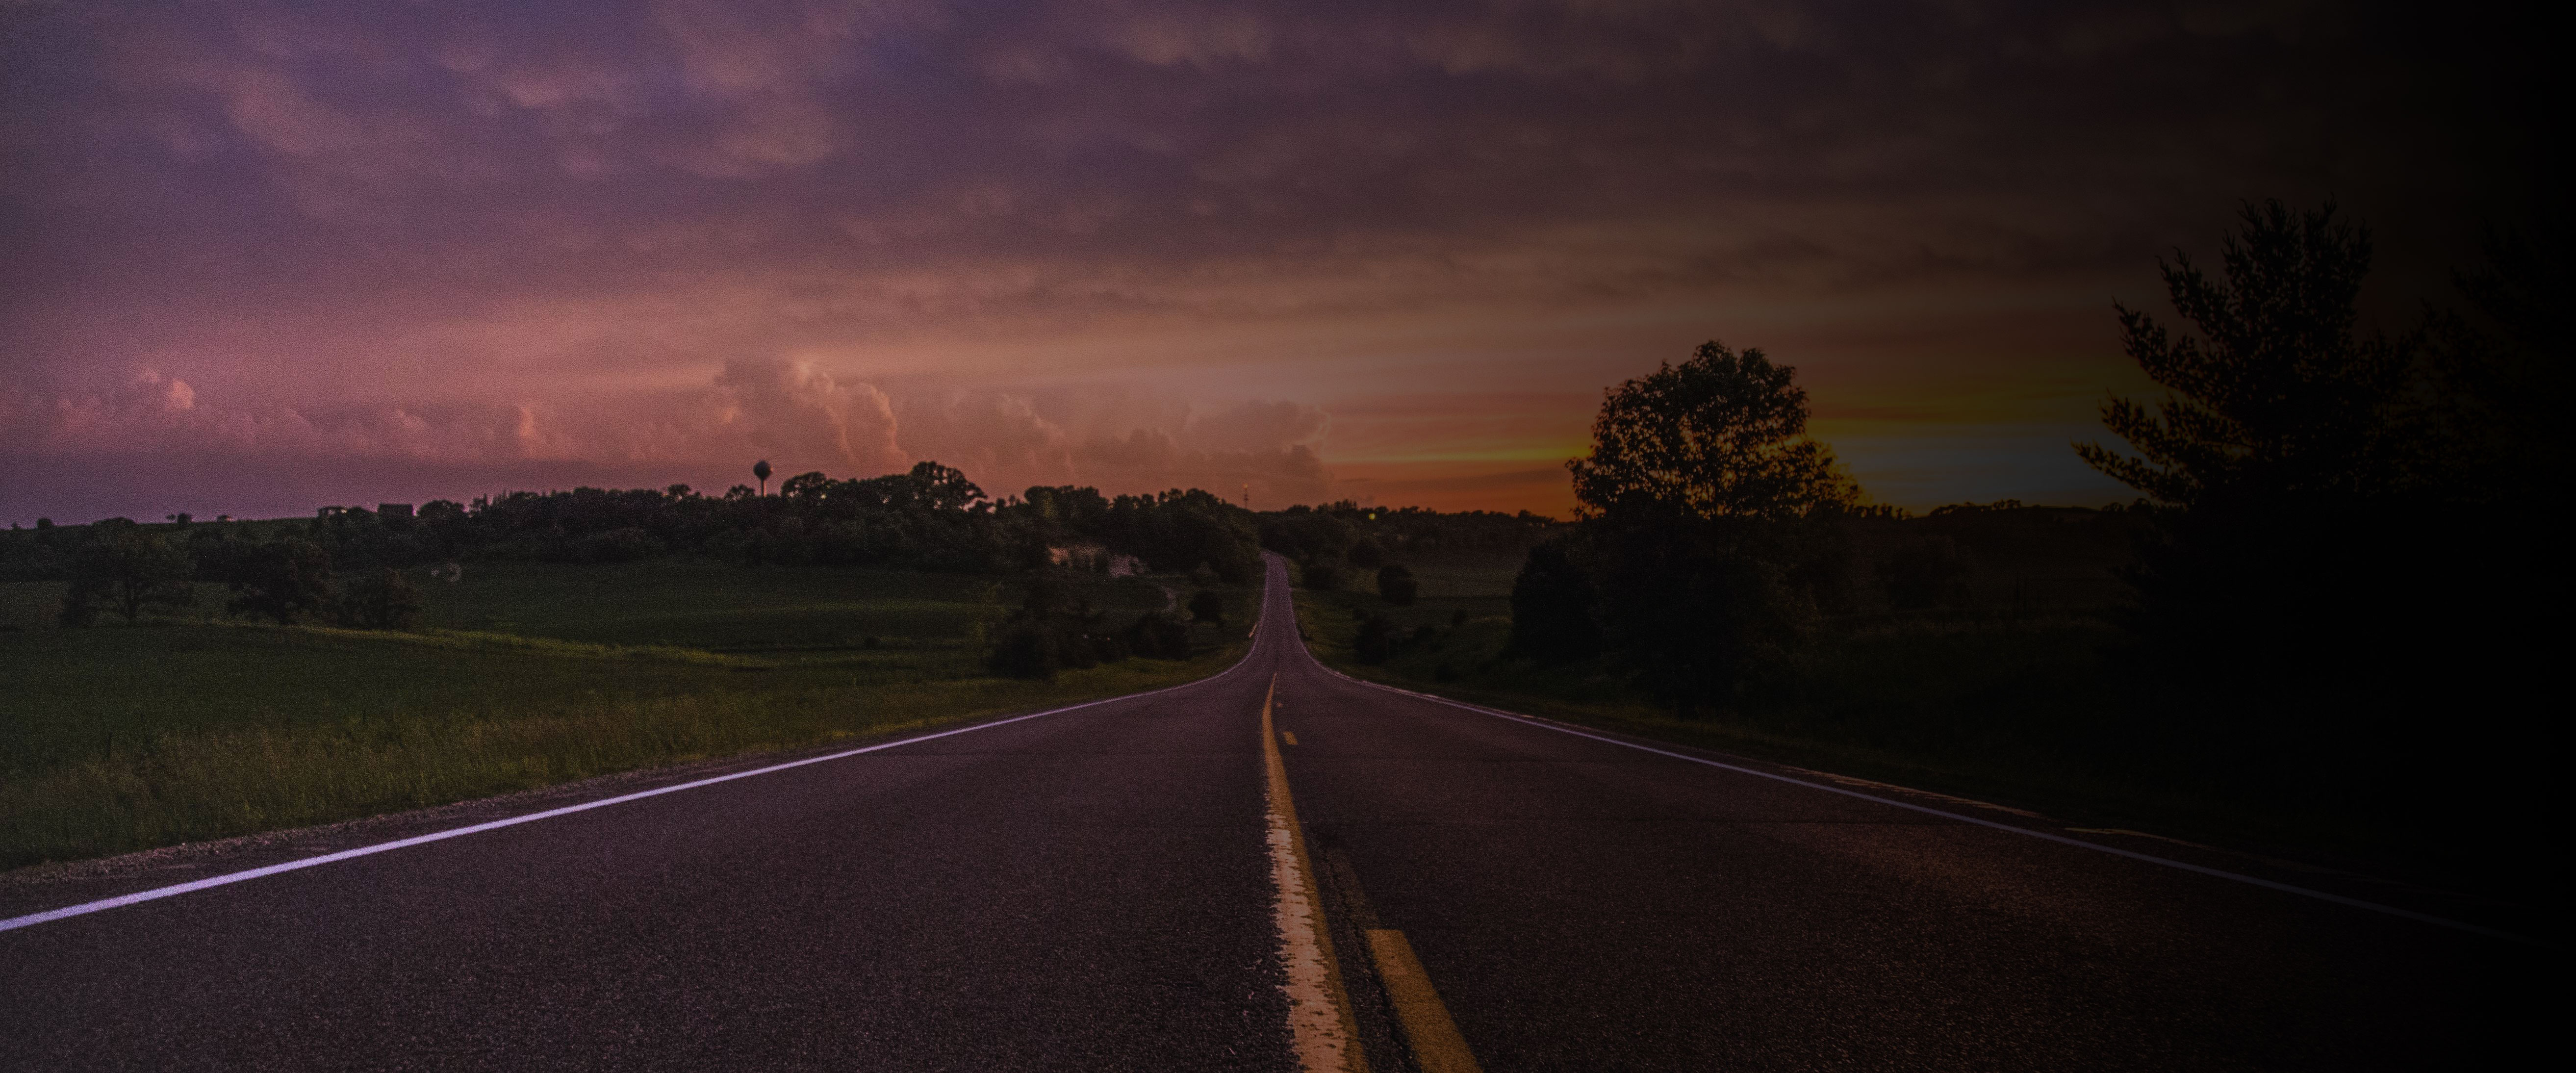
[
  {"x1": 753, "y1": 459, "x2": 772, "y2": 496},
  {"x1": 59, "y1": 519, "x2": 196, "y2": 625},
  {"x1": 1568, "y1": 341, "x2": 1857, "y2": 521},
  {"x1": 2077, "y1": 201, "x2": 2416, "y2": 508}
]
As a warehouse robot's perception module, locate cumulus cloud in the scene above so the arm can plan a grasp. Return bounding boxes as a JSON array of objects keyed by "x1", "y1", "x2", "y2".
[
  {"x1": 712, "y1": 358, "x2": 905, "y2": 476},
  {"x1": 0, "y1": 359, "x2": 1335, "y2": 520}
]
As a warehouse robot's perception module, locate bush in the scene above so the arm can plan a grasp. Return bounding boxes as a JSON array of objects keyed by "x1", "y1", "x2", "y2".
[
  {"x1": 223, "y1": 539, "x2": 335, "y2": 624},
  {"x1": 1188, "y1": 589, "x2": 1226, "y2": 624},
  {"x1": 1346, "y1": 539, "x2": 1385, "y2": 569},
  {"x1": 987, "y1": 621, "x2": 1060, "y2": 679},
  {"x1": 1595, "y1": 518, "x2": 1815, "y2": 717},
  {"x1": 1879, "y1": 536, "x2": 1972, "y2": 611},
  {"x1": 1125, "y1": 612, "x2": 1193, "y2": 659},
  {"x1": 1300, "y1": 560, "x2": 1343, "y2": 591},
  {"x1": 1504, "y1": 538, "x2": 1600, "y2": 664},
  {"x1": 332, "y1": 568, "x2": 422, "y2": 630},
  {"x1": 1377, "y1": 564, "x2": 1417, "y2": 606},
  {"x1": 1353, "y1": 613, "x2": 1399, "y2": 664}
]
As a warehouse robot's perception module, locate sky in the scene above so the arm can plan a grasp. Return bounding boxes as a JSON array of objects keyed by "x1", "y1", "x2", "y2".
[{"x1": 0, "y1": 0, "x2": 2549, "y2": 525}]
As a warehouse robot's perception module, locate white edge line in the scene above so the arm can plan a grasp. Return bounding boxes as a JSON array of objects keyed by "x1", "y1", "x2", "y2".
[
  {"x1": 1307, "y1": 663, "x2": 2538, "y2": 947},
  {"x1": 3, "y1": 646, "x2": 1264, "y2": 936}
]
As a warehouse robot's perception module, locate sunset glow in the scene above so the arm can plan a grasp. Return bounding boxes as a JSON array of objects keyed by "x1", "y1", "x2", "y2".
[{"x1": 0, "y1": 1, "x2": 2528, "y2": 523}]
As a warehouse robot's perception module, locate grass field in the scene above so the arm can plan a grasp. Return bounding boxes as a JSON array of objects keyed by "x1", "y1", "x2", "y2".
[{"x1": 0, "y1": 563, "x2": 1246, "y2": 871}]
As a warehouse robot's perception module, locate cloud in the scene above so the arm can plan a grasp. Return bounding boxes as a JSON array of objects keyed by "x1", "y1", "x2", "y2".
[
  {"x1": 711, "y1": 357, "x2": 905, "y2": 476},
  {"x1": 0, "y1": 0, "x2": 2540, "y2": 522}
]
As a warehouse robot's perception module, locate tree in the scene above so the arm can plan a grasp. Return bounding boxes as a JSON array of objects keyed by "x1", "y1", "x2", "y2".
[
  {"x1": 1188, "y1": 589, "x2": 1226, "y2": 624},
  {"x1": 60, "y1": 519, "x2": 196, "y2": 625},
  {"x1": 753, "y1": 459, "x2": 773, "y2": 496},
  {"x1": 223, "y1": 539, "x2": 335, "y2": 624},
  {"x1": 1504, "y1": 538, "x2": 1600, "y2": 664},
  {"x1": 1567, "y1": 341, "x2": 1858, "y2": 521},
  {"x1": 2077, "y1": 201, "x2": 2417, "y2": 509},
  {"x1": 1377, "y1": 563, "x2": 1417, "y2": 606},
  {"x1": 1299, "y1": 560, "x2": 1342, "y2": 591},
  {"x1": 333, "y1": 568, "x2": 422, "y2": 630},
  {"x1": 2071, "y1": 201, "x2": 2502, "y2": 781}
]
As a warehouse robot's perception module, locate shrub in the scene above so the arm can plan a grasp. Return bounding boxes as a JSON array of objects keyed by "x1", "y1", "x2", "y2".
[
  {"x1": 1353, "y1": 613, "x2": 1399, "y2": 664},
  {"x1": 223, "y1": 539, "x2": 335, "y2": 624},
  {"x1": 1125, "y1": 612, "x2": 1193, "y2": 659},
  {"x1": 1188, "y1": 589, "x2": 1226, "y2": 624},
  {"x1": 1377, "y1": 564, "x2": 1417, "y2": 606},
  {"x1": 987, "y1": 621, "x2": 1060, "y2": 679},
  {"x1": 1504, "y1": 538, "x2": 1600, "y2": 664},
  {"x1": 332, "y1": 568, "x2": 422, "y2": 630},
  {"x1": 1345, "y1": 539, "x2": 1385, "y2": 569},
  {"x1": 1300, "y1": 560, "x2": 1343, "y2": 591},
  {"x1": 1879, "y1": 536, "x2": 1973, "y2": 611}
]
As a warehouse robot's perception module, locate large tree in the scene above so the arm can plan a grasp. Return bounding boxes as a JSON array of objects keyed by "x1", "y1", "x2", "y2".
[
  {"x1": 59, "y1": 519, "x2": 197, "y2": 625},
  {"x1": 2077, "y1": 201, "x2": 2418, "y2": 509},
  {"x1": 1567, "y1": 341, "x2": 1857, "y2": 520}
]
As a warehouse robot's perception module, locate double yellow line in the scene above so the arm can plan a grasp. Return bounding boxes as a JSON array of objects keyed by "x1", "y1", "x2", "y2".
[{"x1": 1263, "y1": 675, "x2": 1481, "y2": 1073}]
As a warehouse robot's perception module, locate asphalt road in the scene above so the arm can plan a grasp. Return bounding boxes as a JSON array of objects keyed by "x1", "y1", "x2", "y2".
[{"x1": 0, "y1": 553, "x2": 2545, "y2": 1070}]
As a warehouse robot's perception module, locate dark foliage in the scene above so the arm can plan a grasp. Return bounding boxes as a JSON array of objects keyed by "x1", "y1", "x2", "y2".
[
  {"x1": 1299, "y1": 560, "x2": 1343, "y2": 591},
  {"x1": 1593, "y1": 517, "x2": 1814, "y2": 716},
  {"x1": 2071, "y1": 203, "x2": 2559, "y2": 882},
  {"x1": 219, "y1": 539, "x2": 336, "y2": 624},
  {"x1": 1879, "y1": 536, "x2": 1973, "y2": 611},
  {"x1": 1506, "y1": 341, "x2": 1857, "y2": 712},
  {"x1": 59, "y1": 519, "x2": 196, "y2": 625},
  {"x1": 986, "y1": 620, "x2": 1062, "y2": 680},
  {"x1": 1376, "y1": 563, "x2": 1417, "y2": 606},
  {"x1": 1345, "y1": 538, "x2": 1385, "y2": 569},
  {"x1": 332, "y1": 568, "x2": 422, "y2": 630},
  {"x1": 1188, "y1": 589, "x2": 1226, "y2": 624},
  {"x1": 1352, "y1": 613, "x2": 1399, "y2": 665},
  {"x1": 985, "y1": 567, "x2": 1178, "y2": 678},
  {"x1": 1124, "y1": 612, "x2": 1193, "y2": 659},
  {"x1": 1568, "y1": 341, "x2": 1859, "y2": 521},
  {"x1": 1505, "y1": 536, "x2": 1603, "y2": 664}
]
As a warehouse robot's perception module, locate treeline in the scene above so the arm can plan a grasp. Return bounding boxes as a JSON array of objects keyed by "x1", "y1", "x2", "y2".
[{"x1": 1485, "y1": 203, "x2": 2561, "y2": 881}]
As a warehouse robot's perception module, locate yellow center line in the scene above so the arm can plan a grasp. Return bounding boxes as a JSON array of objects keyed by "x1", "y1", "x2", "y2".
[
  {"x1": 1365, "y1": 929, "x2": 1483, "y2": 1073},
  {"x1": 1264, "y1": 676, "x2": 1367, "y2": 1072}
]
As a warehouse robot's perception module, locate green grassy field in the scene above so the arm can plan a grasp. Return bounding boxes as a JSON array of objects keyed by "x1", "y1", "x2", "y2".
[{"x1": 0, "y1": 563, "x2": 1244, "y2": 871}]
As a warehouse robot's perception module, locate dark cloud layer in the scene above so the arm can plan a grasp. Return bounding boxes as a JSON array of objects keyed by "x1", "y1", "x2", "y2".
[{"x1": 0, "y1": 0, "x2": 2550, "y2": 522}]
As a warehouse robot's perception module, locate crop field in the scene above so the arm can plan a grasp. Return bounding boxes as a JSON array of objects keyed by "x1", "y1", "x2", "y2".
[{"x1": 0, "y1": 563, "x2": 1246, "y2": 871}]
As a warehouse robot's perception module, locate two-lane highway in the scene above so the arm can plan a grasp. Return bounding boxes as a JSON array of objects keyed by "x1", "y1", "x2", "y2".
[{"x1": 2, "y1": 553, "x2": 2544, "y2": 1069}]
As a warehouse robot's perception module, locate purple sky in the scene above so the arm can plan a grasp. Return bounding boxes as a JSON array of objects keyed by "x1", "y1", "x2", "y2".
[{"x1": 0, "y1": 0, "x2": 2548, "y2": 524}]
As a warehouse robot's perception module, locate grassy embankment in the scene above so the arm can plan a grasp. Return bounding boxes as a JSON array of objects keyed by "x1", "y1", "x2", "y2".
[
  {"x1": 0, "y1": 562, "x2": 1250, "y2": 871},
  {"x1": 1290, "y1": 546, "x2": 2394, "y2": 865}
]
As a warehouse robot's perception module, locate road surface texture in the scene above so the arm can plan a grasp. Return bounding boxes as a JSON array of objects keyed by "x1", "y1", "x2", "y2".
[{"x1": 0, "y1": 554, "x2": 2544, "y2": 1070}]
